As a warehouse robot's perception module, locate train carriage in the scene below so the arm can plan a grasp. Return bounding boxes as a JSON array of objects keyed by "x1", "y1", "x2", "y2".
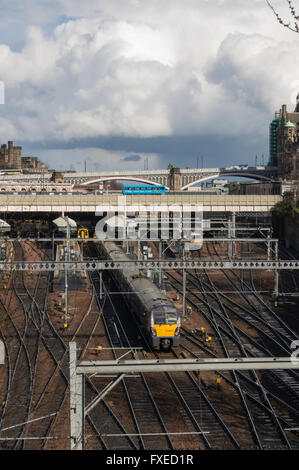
[
  {"x1": 122, "y1": 185, "x2": 166, "y2": 195},
  {"x1": 98, "y1": 241, "x2": 180, "y2": 350}
]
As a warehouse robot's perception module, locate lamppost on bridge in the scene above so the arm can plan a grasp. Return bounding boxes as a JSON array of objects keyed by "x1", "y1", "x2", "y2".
[{"x1": 196, "y1": 155, "x2": 204, "y2": 168}]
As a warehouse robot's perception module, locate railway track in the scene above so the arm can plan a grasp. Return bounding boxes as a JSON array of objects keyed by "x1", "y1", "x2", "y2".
[
  {"x1": 277, "y1": 244, "x2": 299, "y2": 295},
  {"x1": 0, "y1": 242, "x2": 71, "y2": 449},
  {"x1": 0, "y1": 241, "x2": 130, "y2": 449},
  {"x1": 84, "y1": 243, "x2": 174, "y2": 450},
  {"x1": 0, "y1": 242, "x2": 49, "y2": 448},
  {"x1": 194, "y1": 272, "x2": 293, "y2": 449},
  {"x1": 1, "y1": 236, "x2": 298, "y2": 450},
  {"x1": 208, "y1": 241, "x2": 299, "y2": 392},
  {"x1": 86, "y1": 242, "x2": 244, "y2": 450},
  {"x1": 163, "y1": 240, "x2": 299, "y2": 449},
  {"x1": 161, "y1": 347, "x2": 240, "y2": 450}
]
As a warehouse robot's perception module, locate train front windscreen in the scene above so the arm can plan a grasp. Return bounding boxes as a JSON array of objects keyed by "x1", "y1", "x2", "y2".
[
  {"x1": 150, "y1": 306, "x2": 180, "y2": 349},
  {"x1": 153, "y1": 308, "x2": 178, "y2": 325}
]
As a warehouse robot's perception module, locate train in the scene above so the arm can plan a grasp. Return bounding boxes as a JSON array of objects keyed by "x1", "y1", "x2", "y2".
[
  {"x1": 122, "y1": 185, "x2": 166, "y2": 195},
  {"x1": 184, "y1": 231, "x2": 203, "y2": 251},
  {"x1": 0, "y1": 190, "x2": 103, "y2": 195},
  {"x1": 77, "y1": 228, "x2": 89, "y2": 239},
  {"x1": 0, "y1": 169, "x2": 23, "y2": 175},
  {"x1": 98, "y1": 241, "x2": 180, "y2": 350}
]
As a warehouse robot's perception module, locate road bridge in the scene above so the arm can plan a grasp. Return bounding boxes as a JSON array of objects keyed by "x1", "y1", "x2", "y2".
[
  {"x1": 0, "y1": 193, "x2": 281, "y2": 214},
  {"x1": 0, "y1": 166, "x2": 278, "y2": 190}
]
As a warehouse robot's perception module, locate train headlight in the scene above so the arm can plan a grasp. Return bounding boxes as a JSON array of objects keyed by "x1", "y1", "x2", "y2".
[
  {"x1": 175, "y1": 327, "x2": 180, "y2": 336},
  {"x1": 151, "y1": 327, "x2": 157, "y2": 337}
]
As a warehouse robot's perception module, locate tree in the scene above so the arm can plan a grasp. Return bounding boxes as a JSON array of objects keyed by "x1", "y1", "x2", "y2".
[
  {"x1": 271, "y1": 199, "x2": 293, "y2": 216},
  {"x1": 266, "y1": 0, "x2": 299, "y2": 33}
]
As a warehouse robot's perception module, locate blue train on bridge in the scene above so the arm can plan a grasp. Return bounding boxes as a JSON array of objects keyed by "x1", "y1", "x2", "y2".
[{"x1": 122, "y1": 184, "x2": 166, "y2": 195}]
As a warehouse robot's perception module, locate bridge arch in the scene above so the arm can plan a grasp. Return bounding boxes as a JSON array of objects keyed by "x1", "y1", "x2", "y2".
[
  {"x1": 78, "y1": 176, "x2": 170, "y2": 190},
  {"x1": 180, "y1": 172, "x2": 273, "y2": 190}
]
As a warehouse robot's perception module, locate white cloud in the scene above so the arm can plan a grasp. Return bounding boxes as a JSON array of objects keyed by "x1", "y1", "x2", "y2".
[
  {"x1": 0, "y1": 26, "x2": 61, "y2": 87},
  {"x1": 0, "y1": 0, "x2": 298, "y2": 165},
  {"x1": 206, "y1": 32, "x2": 299, "y2": 113},
  {"x1": 0, "y1": 117, "x2": 17, "y2": 137}
]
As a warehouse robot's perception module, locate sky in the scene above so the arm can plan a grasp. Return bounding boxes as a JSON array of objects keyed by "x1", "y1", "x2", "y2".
[{"x1": 0, "y1": 0, "x2": 298, "y2": 172}]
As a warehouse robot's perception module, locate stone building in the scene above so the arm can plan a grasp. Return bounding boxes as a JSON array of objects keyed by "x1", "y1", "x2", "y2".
[
  {"x1": 229, "y1": 181, "x2": 285, "y2": 195},
  {"x1": 273, "y1": 96, "x2": 299, "y2": 179},
  {"x1": 22, "y1": 155, "x2": 48, "y2": 172},
  {"x1": 0, "y1": 141, "x2": 22, "y2": 168},
  {"x1": 0, "y1": 141, "x2": 48, "y2": 172}
]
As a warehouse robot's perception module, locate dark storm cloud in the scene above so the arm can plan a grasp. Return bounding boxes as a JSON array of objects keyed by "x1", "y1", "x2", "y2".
[
  {"x1": 24, "y1": 133, "x2": 268, "y2": 170},
  {"x1": 122, "y1": 154, "x2": 142, "y2": 162}
]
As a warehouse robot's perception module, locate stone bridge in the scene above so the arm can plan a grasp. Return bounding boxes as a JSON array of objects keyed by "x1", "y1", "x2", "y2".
[
  {"x1": 0, "y1": 166, "x2": 278, "y2": 190},
  {"x1": 67, "y1": 165, "x2": 278, "y2": 190}
]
